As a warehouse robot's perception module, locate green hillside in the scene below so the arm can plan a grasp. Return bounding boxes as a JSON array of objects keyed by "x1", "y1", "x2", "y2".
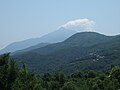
[{"x1": 12, "y1": 32, "x2": 120, "y2": 74}]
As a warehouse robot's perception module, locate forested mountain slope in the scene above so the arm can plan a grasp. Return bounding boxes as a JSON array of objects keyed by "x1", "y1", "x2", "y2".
[
  {"x1": 0, "y1": 28, "x2": 76, "y2": 54},
  {"x1": 13, "y1": 32, "x2": 120, "y2": 74}
]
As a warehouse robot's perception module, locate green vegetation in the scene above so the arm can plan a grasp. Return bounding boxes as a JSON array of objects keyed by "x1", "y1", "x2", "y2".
[
  {"x1": 0, "y1": 53, "x2": 120, "y2": 90},
  {"x1": 13, "y1": 32, "x2": 120, "y2": 73}
]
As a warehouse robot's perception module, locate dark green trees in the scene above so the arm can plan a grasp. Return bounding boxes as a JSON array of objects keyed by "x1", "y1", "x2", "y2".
[
  {"x1": 61, "y1": 82, "x2": 77, "y2": 90},
  {"x1": 12, "y1": 64, "x2": 43, "y2": 90},
  {"x1": 110, "y1": 66, "x2": 120, "y2": 83},
  {"x1": 0, "y1": 54, "x2": 43, "y2": 90},
  {"x1": 0, "y1": 53, "x2": 120, "y2": 90},
  {"x1": 0, "y1": 53, "x2": 19, "y2": 90}
]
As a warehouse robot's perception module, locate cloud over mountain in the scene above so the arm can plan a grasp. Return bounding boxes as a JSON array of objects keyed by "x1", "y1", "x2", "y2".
[{"x1": 61, "y1": 18, "x2": 96, "y2": 32}]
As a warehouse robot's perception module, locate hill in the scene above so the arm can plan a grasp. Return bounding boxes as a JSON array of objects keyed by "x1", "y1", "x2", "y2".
[
  {"x1": 12, "y1": 43, "x2": 49, "y2": 55},
  {"x1": 13, "y1": 32, "x2": 120, "y2": 74},
  {"x1": 0, "y1": 28, "x2": 76, "y2": 54}
]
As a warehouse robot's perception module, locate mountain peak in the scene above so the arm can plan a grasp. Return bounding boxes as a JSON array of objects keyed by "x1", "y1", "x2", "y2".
[
  {"x1": 63, "y1": 32, "x2": 109, "y2": 47},
  {"x1": 73, "y1": 31, "x2": 105, "y2": 36},
  {"x1": 65, "y1": 32, "x2": 106, "y2": 40},
  {"x1": 0, "y1": 28, "x2": 77, "y2": 54}
]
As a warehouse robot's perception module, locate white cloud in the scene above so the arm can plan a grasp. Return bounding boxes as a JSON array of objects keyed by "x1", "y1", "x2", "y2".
[{"x1": 61, "y1": 18, "x2": 96, "y2": 32}]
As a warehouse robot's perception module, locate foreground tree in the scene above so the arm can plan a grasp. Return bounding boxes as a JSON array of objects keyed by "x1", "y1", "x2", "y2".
[{"x1": 0, "y1": 53, "x2": 120, "y2": 90}]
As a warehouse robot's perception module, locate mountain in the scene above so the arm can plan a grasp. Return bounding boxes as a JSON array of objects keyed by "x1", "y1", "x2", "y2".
[
  {"x1": 0, "y1": 27, "x2": 76, "y2": 54},
  {"x1": 21, "y1": 32, "x2": 111, "y2": 55},
  {"x1": 61, "y1": 35, "x2": 120, "y2": 73},
  {"x1": 13, "y1": 32, "x2": 120, "y2": 74},
  {"x1": 12, "y1": 43, "x2": 49, "y2": 55}
]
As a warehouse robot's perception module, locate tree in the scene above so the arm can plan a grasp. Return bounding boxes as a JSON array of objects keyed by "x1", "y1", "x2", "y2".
[
  {"x1": 61, "y1": 82, "x2": 77, "y2": 90},
  {"x1": 110, "y1": 66, "x2": 120, "y2": 83}
]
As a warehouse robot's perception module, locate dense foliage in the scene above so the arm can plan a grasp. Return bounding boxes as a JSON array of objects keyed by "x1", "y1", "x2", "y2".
[
  {"x1": 0, "y1": 54, "x2": 120, "y2": 90},
  {"x1": 13, "y1": 32, "x2": 120, "y2": 73}
]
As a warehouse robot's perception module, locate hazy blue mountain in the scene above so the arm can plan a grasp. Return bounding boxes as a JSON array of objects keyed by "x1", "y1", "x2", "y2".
[
  {"x1": 12, "y1": 43, "x2": 49, "y2": 55},
  {"x1": 13, "y1": 32, "x2": 120, "y2": 74},
  {"x1": 25, "y1": 32, "x2": 111, "y2": 55},
  {"x1": 0, "y1": 27, "x2": 76, "y2": 54}
]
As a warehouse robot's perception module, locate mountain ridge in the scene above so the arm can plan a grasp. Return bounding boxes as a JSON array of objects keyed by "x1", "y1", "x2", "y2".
[
  {"x1": 0, "y1": 28, "x2": 76, "y2": 54},
  {"x1": 13, "y1": 32, "x2": 120, "y2": 74}
]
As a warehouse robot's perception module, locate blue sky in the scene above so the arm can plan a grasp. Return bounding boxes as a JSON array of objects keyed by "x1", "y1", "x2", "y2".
[{"x1": 0, "y1": 0, "x2": 120, "y2": 49}]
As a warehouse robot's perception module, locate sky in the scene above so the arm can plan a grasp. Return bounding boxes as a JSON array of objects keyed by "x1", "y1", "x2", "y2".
[{"x1": 0, "y1": 0, "x2": 120, "y2": 49}]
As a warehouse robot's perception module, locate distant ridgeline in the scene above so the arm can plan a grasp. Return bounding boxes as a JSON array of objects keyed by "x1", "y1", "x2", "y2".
[
  {"x1": 0, "y1": 53, "x2": 120, "y2": 90},
  {"x1": 0, "y1": 27, "x2": 76, "y2": 54},
  {"x1": 11, "y1": 32, "x2": 120, "y2": 74}
]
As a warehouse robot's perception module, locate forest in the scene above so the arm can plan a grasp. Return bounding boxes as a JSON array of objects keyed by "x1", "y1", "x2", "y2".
[{"x1": 0, "y1": 53, "x2": 120, "y2": 90}]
